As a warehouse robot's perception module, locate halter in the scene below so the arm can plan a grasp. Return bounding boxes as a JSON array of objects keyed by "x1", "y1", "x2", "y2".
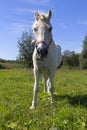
[{"x1": 33, "y1": 36, "x2": 52, "y2": 49}]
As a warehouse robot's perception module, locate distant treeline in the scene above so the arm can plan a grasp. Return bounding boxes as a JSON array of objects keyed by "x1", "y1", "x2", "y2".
[
  {"x1": 0, "y1": 58, "x2": 17, "y2": 63},
  {"x1": 62, "y1": 50, "x2": 80, "y2": 68},
  {"x1": 17, "y1": 30, "x2": 87, "y2": 69},
  {"x1": 0, "y1": 59, "x2": 24, "y2": 69},
  {"x1": 1, "y1": 30, "x2": 87, "y2": 69},
  {"x1": 0, "y1": 50, "x2": 85, "y2": 69}
]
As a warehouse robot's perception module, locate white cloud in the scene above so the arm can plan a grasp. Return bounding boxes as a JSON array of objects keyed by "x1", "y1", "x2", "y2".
[
  {"x1": 15, "y1": 8, "x2": 47, "y2": 15},
  {"x1": 15, "y1": 8, "x2": 34, "y2": 14},
  {"x1": 78, "y1": 20, "x2": 87, "y2": 26},
  {"x1": 6, "y1": 22, "x2": 32, "y2": 36},
  {"x1": 58, "y1": 22, "x2": 68, "y2": 29},
  {"x1": 21, "y1": 0, "x2": 51, "y2": 6}
]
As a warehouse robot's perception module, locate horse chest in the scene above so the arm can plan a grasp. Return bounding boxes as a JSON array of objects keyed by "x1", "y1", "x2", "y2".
[{"x1": 37, "y1": 60, "x2": 49, "y2": 73}]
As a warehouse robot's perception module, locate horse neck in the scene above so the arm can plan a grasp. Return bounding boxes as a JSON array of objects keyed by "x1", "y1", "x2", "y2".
[
  {"x1": 48, "y1": 39, "x2": 55, "y2": 55},
  {"x1": 50, "y1": 39, "x2": 55, "y2": 48}
]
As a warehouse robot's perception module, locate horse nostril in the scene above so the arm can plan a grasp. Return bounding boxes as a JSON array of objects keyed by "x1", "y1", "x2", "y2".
[{"x1": 45, "y1": 49, "x2": 48, "y2": 55}]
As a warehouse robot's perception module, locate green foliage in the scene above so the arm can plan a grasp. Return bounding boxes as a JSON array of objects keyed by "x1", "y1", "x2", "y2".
[
  {"x1": 63, "y1": 50, "x2": 80, "y2": 68},
  {"x1": 0, "y1": 58, "x2": 6, "y2": 63},
  {"x1": 0, "y1": 69, "x2": 87, "y2": 130},
  {"x1": 0, "y1": 59, "x2": 7, "y2": 69},
  {"x1": 0, "y1": 60, "x2": 24, "y2": 69},
  {"x1": 80, "y1": 35, "x2": 87, "y2": 69},
  {"x1": 0, "y1": 64, "x2": 5, "y2": 69},
  {"x1": 17, "y1": 29, "x2": 35, "y2": 68}
]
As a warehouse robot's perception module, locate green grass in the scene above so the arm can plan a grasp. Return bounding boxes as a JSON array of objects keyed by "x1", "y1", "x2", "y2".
[{"x1": 0, "y1": 69, "x2": 87, "y2": 130}]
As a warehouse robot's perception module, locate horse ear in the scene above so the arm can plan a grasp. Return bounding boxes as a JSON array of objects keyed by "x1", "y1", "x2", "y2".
[
  {"x1": 34, "y1": 11, "x2": 39, "y2": 21},
  {"x1": 46, "y1": 10, "x2": 52, "y2": 20}
]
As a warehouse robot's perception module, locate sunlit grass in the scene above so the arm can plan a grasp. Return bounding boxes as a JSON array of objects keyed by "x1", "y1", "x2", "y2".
[{"x1": 0, "y1": 69, "x2": 87, "y2": 130}]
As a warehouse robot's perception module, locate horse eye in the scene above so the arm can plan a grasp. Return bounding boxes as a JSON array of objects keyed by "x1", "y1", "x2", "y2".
[{"x1": 34, "y1": 27, "x2": 38, "y2": 32}]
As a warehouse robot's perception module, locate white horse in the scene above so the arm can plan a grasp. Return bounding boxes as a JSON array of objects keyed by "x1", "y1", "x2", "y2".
[{"x1": 30, "y1": 10, "x2": 62, "y2": 109}]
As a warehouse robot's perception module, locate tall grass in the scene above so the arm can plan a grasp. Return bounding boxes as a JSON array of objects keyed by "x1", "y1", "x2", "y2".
[{"x1": 0, "y1": 69, "x2": 87, "y2": 130}]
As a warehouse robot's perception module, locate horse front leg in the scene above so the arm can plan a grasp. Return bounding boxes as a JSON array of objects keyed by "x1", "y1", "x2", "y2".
[{"x1": 30, "y1": 67, "x2": 39, "y2": 109}]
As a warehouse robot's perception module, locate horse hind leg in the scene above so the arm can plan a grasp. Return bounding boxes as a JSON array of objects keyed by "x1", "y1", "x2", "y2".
[
  {"x1": 43, "y1": 75, "x2": 48, "y2": 92},
  {"x1": 47, "y1": 79, "x2": 50, "y2": 93},
  {"x1": 43, "y1": 74, "x2": 54, "y2": 106},
  {"x1": 47, "y1": 78, "x2": 54, "y2": 106}
]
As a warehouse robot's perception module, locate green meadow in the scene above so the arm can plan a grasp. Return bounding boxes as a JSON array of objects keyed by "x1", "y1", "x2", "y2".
[{"x1": 0, "y1": 69, "x2": 87, "y2": 130}]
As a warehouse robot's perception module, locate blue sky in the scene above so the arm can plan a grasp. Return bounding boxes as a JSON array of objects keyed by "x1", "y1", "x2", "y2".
[{"x1": 0, "y1": 0, "x2": 87, "y2": 60}]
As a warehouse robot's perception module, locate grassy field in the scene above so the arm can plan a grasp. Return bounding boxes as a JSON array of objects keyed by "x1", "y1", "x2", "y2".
[{"x1": 0, "y1": 68, "x2": 87, "y2": 130}]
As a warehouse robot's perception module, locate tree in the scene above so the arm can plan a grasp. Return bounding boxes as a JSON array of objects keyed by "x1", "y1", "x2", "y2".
[
  {"x1": 63, "y1": 50, "x2": 71, "y2": 66},
  {"x1": 17, "y1": 30, "x2": 35, "y2": 68},
  {"x1": 63, "y1": 50, "x2": 80, "y2": 68},
  {"x1": 70, "y1": 51, "x2": 80, "y2": 67},
  {"x1": 80, "y1": 35, "x2": 87, "y2": 69}
]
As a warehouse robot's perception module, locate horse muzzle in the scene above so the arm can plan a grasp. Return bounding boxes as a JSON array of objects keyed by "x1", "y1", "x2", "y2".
[{"x1": 36, "y1": 44, "x2": 48, "y2": 59}]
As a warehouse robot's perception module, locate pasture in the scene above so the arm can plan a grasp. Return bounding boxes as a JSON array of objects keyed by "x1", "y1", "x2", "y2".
[{"x1": 0, "y1": 69, "x2": 87, "y2": 130}]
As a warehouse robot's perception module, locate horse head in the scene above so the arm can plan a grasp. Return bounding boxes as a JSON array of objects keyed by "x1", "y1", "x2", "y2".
[{"x1": 32, "y1": 10, "x2": 53, "y2": 59}]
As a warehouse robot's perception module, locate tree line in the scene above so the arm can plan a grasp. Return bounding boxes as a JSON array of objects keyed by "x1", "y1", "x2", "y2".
[{"x1": 17, "y1": 30, "x2": 87, "y2": 69}]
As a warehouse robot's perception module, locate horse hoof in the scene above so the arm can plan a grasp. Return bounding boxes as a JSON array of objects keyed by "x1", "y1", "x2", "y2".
[{"x1": 30, "y1": 106, "x2": 36, "y2": 109}]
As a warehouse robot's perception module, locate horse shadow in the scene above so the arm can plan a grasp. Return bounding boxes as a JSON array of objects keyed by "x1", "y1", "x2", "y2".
[{"x1": 54, "y1": 93, "x2": 87, "y2": 108}]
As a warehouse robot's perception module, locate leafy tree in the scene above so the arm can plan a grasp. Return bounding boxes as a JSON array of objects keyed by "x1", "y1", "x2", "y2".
[
  {"x1": 80, "y1": 35, "x2": 87, "y2": 69},
  {"x1": 63, "y1": 50, "x2": 71, "y2": 66},
  {"x1": 63, "y1": 50, "x2": 80, "y2": 68},
  {"x1": 70, "y1": 51, "x2": 80, "y2": 67},
  {"x1": 17, "y1": 30, "x2": 35, "y2": 68}
]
